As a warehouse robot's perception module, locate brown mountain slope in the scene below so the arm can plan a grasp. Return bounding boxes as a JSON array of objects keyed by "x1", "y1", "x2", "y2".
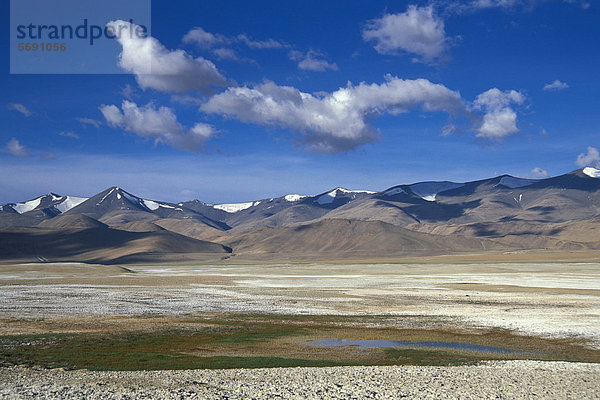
[
  {"x1": 117, "y1": 221, "x2": 166, "y2": 232},
  {"x1": 407, "y1": 218, "x2": 600, "y2": 246},
  {"x1": 153, "y1": 218, "x2": 225, "y2": 240},
  {"x1": 38, "y1": 214, "x2": 107, "y2": 230},
  {"x1": 220, "y1": 219, "x2": 516, "y2": 259},
  {"x1": 0, "y1": 226, "x2": 231, "y2": 264}
]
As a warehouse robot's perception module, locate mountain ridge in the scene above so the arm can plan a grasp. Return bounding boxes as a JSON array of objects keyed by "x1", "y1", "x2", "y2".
[{"x1": 2, "y1": 168, "x2": 600, "y2": 263}]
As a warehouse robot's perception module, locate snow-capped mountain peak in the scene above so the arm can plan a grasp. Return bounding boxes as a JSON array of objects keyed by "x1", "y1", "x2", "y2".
[
  {"x1": 5, "y1": 192, "x2": 88, "y2": 215},
  {"x1": 583, "y1": 167, "x2": 600, "y2": 178},
  {"x1": 55, "y1": 196, "x2": 87, "y2": 213},
  {"x1": 10, "y1": 196, "x2": 43, "y2": 214},
  {"x1": 94, "y1": 187, "x2": 184, "y2": 212},
  {"x1": 315, "y1": 187, "x2": 376, "y2": 205}
]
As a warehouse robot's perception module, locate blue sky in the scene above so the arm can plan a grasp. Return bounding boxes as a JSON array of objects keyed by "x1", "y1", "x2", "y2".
[{"x1": 1, "y1": 0, "x2": 599, "y2": 203}]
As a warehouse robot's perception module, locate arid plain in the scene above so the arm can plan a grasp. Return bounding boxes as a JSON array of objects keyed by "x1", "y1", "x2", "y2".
[{"x1": 1, "y1": 253, "x2": 599, "y2": 398}]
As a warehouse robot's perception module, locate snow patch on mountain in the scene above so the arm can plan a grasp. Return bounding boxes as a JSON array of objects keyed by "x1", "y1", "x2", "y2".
[
  {"x1": 409, "y1": 182, "x2": 464, "y2": 202},
  {"x1": 213, "y1": 202, "x2": 255, "y2": 213},
  {"x1": 11, "y1": 197, "x2": 42, "y2": 214},
  {"x1": 316, "y1": 191, "x2": 337, "y2": 205},
  {"x1": 144, "y1": 199, "x2": 180, "y2": 211},
  {"x1": 334, "y1": 188, "x2": 376, "y2": 194},
  {"x1": 284, "y1": 194, "x2": 306, "y2": 202},
  {"x1": 583, "y1": 167, "x2": 600, "y2": 178},
  {"x1": 55, "y1": 196, "x2": 87, "y2": 213},
  {"x1": 496, "y1": 176, "x2": 537, "y2": 189},
  {"x1": 143, "y1": 199, "x2": 160, "y2": 211}
]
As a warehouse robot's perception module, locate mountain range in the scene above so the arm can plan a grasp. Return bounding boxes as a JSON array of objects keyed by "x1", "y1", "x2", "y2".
[{"x1": 2, "y1": 167, "x2": 600, "y2": 263}]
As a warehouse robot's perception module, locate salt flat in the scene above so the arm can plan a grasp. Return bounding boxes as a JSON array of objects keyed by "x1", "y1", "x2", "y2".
[{"x1": 0, "y1": 261, "x2": 598, "y2": 345}]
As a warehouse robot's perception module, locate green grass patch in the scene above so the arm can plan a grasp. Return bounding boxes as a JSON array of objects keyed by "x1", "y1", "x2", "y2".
[
  {"x1": 0, "y1": 329, "x2": 330, "y2": 370},
  {"x1": 1, "y1": 315, "x2": 599, "y2": 371}
]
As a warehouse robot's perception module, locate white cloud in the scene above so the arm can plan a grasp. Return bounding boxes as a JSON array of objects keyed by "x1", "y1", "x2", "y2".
[
  {"x1": 543, "y1": 80, "x2": 569, "y2": 91},
  {"x1": 450, "y1": 0, "x2": 588, "y2": 13},
  {"x1": 362, "y1": 6, "x2": 447, "y2": 63},
  {"x1": 183, "y1": 27, "x2": 287, "y2": 50},
  {"x1": 472, "y1": 88, "x2": 525, "y2": 139},
  {"x1": 477, "y1": 109, "x2": 519, "y2": 139},
  {"x1": 212, "y1": 48, "x2": 239, "y2": 61},
  {"x1": 289, "y1": 50, "x2": 338, "y2": 72},
  {"x1": 170, "y1": 94, "x2": 203, "y2": 106},
  {"x1": 7, "y1": 103, "x2": 32, "y2": 117},
  {"x1": 121, "y1": 83, "x2": 137, "y2": 99},
  {"x1": 563, "y1": 0, "x2": 591, "y2": 9},
  {"x1": 468, "y1": 0, "x2": 521, "y2": 9},
  {"x1": 182, "y1": 27, "x2": 229, "y2": 48},
  {"x1": 445, "y1": 0, "x2": 540, "y2": 14},
  {"x1": 99, "y1": 100, "x2": 216, "y2": 152},
  {"x1": 5, "y1": 138, "x2": 29, "y2": 157},
  {"x1": 576, "y1": 146, "x2": 600, "y2": 168},
  {"x1": 236, "y1": 34, "x2": 287, "y2": 49},
  {"x1": 107, "y1": 20, "x2": 229, "y2": 93},
  {"x1": 77, "y1": 117, "x2": 102, "y2": 128},
  {"x1": 473, "y1": 88, "x2": 525, "y2": 109},
  {"x1": 202, "y1": 76, "x2": 465, "y2": 153},
  {"x1": 530, "y1": 167, "x2": 549, "y2": 178},
  {"x1": 58, "y1": 131, "x2": 79, "y2": 139}
]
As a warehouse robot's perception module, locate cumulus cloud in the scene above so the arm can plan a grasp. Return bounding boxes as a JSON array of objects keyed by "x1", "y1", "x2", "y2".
[
  {"x1": 107, "y1": 20, "x2": 229, "y2": 93},
  {"x1": 7, "y1": 103, "x2": 32, "y2": 117},
  {"x1": 362, "y1": 6, "x2": 447, "y2": 63},
  {"x1": 5, "y1": 138, "x2": 29, "y2": 157},
  {"x1": 531, "y1": 167, "x2": 549, "y2": 178},
  {"x1": 472, "y1": 88, "x2": 525, "y2": 139},
  {"x1": 289, "y1": 50, "x2": 338, "y2": 72},
  {"x1": 99, "y1": 100, "x2": 216, "y2": 152},
  {"x1": 543, "y1": 80, "x2": 569, "y2": 91},
  {"x1": 576, "y1": 146, "x2": 600, "y2": 168},
  {"x1": 77, "y1": 117, "x2": 102, "y2": 128},
  {"x1": 58, "y1": 131, "x2": 79, "y2": 139},
  {"x1": 202, "y1": 76, "x2": 466, "y2": 153}
]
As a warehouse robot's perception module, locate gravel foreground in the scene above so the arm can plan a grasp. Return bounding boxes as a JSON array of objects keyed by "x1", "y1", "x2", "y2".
[{"x1": 1, "y1": 361, "x2": 599, "y2": 399}]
